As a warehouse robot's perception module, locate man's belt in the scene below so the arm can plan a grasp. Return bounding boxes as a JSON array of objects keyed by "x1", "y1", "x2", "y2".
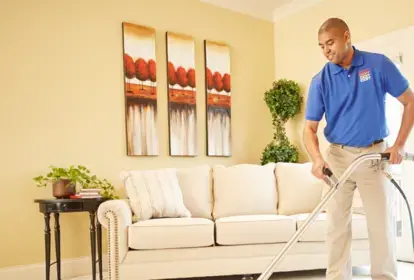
[
  {"x1": 372, "y1": 139, "x2": 384, "y2": 145},
  {"x1": 334, "y1": 139, "x2": 383, "y2": 148}
]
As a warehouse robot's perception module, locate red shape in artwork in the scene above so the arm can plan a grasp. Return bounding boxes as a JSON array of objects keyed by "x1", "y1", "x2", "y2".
[
  {"x1": 176, "y1": 66, "x2": 188, "y2": 88},
  {"x1": 135, "y1": 58, "x2": 149, "y2": 82},
  {"x1": 213, "y1": 72, "x2": 223, "y2": 92},
  {"x1": 206, "y1": 68, "x2": 213, "y2": 91},
  {"x1": 187, "y1": 68, "x2": 196, "y2": 89},
  {"x1": 223, "y1": 73, "x2": 231, "y2": 93},
  {"x1": 148, "y1": 59, "x2": 156, "y2": 82},
  {"x1": 168, "y1": 61, "x2": 177, "y2": 86},
  {"x1": 124, "y1": 54, "x2": 135, "y2": 79}
]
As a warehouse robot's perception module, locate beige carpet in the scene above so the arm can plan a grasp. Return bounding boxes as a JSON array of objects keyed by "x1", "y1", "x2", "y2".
[{"x1": 70, "y1": 262, "x2": 414, "y2": 280}]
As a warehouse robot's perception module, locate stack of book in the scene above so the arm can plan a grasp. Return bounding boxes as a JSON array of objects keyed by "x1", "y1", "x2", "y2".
[{"x1": 70, "y1": 188, "x2": 102, "y2": 199}]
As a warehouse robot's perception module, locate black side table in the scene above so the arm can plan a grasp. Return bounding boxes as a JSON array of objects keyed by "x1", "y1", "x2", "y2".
[{"x1": 34, "y1": 198, "x2": 109, "y2": 280}]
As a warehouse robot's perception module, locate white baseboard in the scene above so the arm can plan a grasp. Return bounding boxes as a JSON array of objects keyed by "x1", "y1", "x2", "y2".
[{"x1": 0, "y1": 254, "x2": 108, "y2": 280}]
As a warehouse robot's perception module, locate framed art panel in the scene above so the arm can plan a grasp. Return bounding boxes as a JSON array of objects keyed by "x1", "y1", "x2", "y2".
[
  {"x1": 166, "y1": 32, "x2": 197, "y2": 156},
  {"x1": 204, "y1": 40, "x2": 231, "y2": 157},
  {"x1": 122, "y1": 22, "x2": 158, "y2": 156}
]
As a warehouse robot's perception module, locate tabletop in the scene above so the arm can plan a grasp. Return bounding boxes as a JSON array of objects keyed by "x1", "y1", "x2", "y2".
[{"x1": 34, "y1": 198, "x2": 109, "y2": 213}]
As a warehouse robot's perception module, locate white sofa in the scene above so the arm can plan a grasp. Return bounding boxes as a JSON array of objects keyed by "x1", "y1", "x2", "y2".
[{"x1": 97, "y1": 162, "x2": 370, "y2": 280}]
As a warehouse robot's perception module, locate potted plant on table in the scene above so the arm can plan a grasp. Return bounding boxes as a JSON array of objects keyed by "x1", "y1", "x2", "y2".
[
  {"x1": 33, "y1": 165, "x2": 118, "y2": 199},
  {"x1": 261, "y1": 79, "x2": 303, "y2": 165}
]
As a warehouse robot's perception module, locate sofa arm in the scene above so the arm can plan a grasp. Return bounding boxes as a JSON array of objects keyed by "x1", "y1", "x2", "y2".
[{"x1": 97, "y1": 199, "x2": 132, "y2": 280}]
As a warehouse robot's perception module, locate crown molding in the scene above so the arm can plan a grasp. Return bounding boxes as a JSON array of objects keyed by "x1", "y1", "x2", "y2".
[{"x1": 273, "y1": 0, "x2": 324, "y2": 22}]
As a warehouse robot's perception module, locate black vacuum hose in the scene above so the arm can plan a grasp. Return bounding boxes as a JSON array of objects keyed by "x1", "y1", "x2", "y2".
[
  {"x1": 386, "y1": 173, "x2": 414, "y2": 251},
  {"x1": 381, "y1": 152, "x2": 414, "y2": 250}
]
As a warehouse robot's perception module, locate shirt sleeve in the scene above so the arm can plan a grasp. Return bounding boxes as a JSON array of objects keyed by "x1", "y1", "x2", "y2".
[
  {"x1": 305, "y1": 76, "x2": 325, "y2": 121},
  {"x1": 381, "y1": 55, "x2": 409, "y2": 98}
]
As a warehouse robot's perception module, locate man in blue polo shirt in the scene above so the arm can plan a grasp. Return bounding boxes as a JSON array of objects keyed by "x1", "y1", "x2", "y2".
[{"x1": 303, "y1": 18, "x2": 414, "y2": 280}]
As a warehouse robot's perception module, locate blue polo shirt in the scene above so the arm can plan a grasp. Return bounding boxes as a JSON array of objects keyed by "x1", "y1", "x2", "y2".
[{"x1": 305, "y1": 47, "x2": 410, "y2": 147}]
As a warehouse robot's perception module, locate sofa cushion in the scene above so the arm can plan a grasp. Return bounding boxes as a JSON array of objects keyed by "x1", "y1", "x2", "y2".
[
  {"x1": 212, "y1": 163, "x2": 277, "y2": 219},
  {"x1": 176, "y1": 165, "x2": 213, "y2": 219},
  {"x1": 128, "y1": 218, "x2": 214, "y2": 249},
  {"x1": 215, "y1": 214, "x2": 296, "y2": 245},
  {"x1": 275, "y1": 162, "x2": 325, "y2": 215},
  {"x1": 292, "y1": 213, "x2": 369, "y2": 242},
  {"x1": 120, "y1": 168, "x2": 191, "y2": 221}
]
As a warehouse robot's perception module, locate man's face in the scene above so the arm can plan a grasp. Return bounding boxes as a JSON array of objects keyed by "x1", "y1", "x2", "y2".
[{"x1": 318, "y1": 28, "x2": 350, "y2": 64}]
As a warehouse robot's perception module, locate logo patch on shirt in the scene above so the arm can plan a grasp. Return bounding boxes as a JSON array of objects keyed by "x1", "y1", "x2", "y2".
[{"x1": 359, "y1": 68, "x2": 371, "y2": 82}]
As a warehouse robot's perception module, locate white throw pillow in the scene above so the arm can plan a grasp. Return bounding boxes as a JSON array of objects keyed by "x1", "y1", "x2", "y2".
[
  {"x1": 212, "y1": 163, "x2": 277, "y2": 219},
  {"x1": 176, "y1": 165, "x2": 213, "y2": 219},
  {"x1": 120, "y1": 168, "x2": 191, "y2": 221},
  {"x1": 275, "y1": 162, "x2": 325, "y2": 215}
]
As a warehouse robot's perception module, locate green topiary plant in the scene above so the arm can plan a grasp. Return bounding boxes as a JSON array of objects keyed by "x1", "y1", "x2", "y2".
[
  {"x1": 261, "y1": 79, "x2": 303, "y2": 165},
  {"x1": 33, "y1": 165, "x2": 119, "y2": 199}
]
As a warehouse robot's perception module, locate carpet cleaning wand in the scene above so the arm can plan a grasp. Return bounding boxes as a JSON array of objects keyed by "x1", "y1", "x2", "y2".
[{"x1": 256, "y1": 152, "x2": 414, "y2": 280}]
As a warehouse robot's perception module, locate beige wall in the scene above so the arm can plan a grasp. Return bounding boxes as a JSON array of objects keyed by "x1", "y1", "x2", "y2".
[
  {"x1": 0, "y1": 0, "x2": 275, "y2": 268},
  {"x1": 274, "y1": 0, "x2": 414, "y2": 162}
]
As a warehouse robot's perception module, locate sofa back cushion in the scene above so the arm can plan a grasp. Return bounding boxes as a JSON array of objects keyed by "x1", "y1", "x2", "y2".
[
  {"x1": 212, "y1": 163, "x2": 277, "y2": 219},
  {"x1": 275, "y1": 162, "x2": 324, "y2": 215},
  {"x1": 120, "y1": 168, "x2": 191, "y2": 221},
  {"x1": 175, "y1": 164, "x2": 213, "y2": 219}
]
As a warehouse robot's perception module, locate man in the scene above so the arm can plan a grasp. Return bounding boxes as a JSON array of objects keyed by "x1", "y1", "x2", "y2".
[{"x1": 303, "y1": 18, "x2": 414, "y2": 280}]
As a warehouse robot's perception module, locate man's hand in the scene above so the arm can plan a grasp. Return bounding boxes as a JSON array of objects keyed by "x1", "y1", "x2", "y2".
[
  {"x1": 311, "y1": 157, "x2": 330, "y2": 179},
  {"x1": 383, "y1": 145, "x2": 404, "y2": 164}
]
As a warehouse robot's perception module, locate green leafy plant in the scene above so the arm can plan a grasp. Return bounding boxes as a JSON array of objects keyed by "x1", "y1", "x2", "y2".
[
  {"x1": 33, "y1": 165, "x2": 119, "y2": 199},
  {"x1": 261, "y1": 79, "x2": 303, "y2": 165}
]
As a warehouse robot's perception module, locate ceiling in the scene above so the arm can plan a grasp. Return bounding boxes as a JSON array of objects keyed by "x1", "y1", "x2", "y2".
[{"x1": 199, "y1": 0, "x2": 323, "y2": 22}]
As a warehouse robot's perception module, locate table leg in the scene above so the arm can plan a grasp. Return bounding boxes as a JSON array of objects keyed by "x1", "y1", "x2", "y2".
[
  {"x1": 54, "y1": 213, "x2": 61, "y2": 280},
  {"x1": 97, "y1": 220, "x2": 103, "y2": 280},
  {"x1": 89, "y1": 211, "x2": 97, "y2": 280},
  {"x1": 44, "y1": 213, "x2": 51, "y2": 280}
]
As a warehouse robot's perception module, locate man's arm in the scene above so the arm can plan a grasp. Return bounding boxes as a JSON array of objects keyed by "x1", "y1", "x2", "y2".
[
  {"x1": 303, "y1": 120, "x2": 324, "y2": 162},
  {"x1": 303, "y1": 120, "x2": 328, "y2": 178},
  {"x1": 394, "y1": 88, "x2": 414, "y2": 148},
  {"x1": 387, "y1": 88, "x2": 414, "y2": 163},
  {"x1": 380, "y1": 55, "x2": 414, "y2": 163},
  {"x1": 304, "y1": 75, "x2": 328, "y2": 178}
]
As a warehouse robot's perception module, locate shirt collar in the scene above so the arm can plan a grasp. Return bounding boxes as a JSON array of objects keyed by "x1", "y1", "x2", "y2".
[{"x1": 330, "y1": 46, "x2": 364, "y2": 74}]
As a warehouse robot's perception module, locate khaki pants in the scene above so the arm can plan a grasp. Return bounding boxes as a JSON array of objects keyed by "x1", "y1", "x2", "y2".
[{"x1": 324, "y1": 141, "x2": 397, "y2": 280}]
